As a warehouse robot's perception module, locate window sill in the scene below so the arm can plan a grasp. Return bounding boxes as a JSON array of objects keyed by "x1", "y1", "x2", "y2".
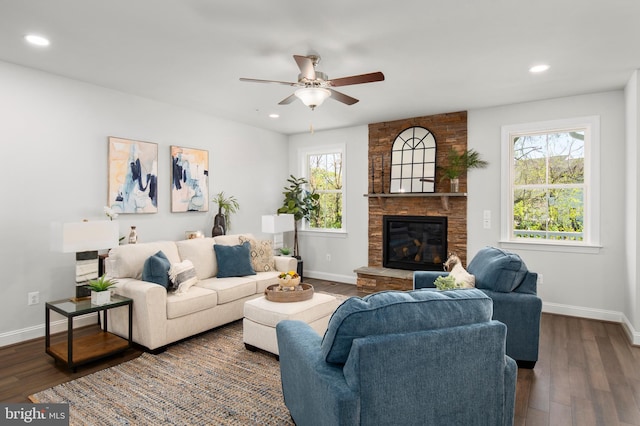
[
  {"x1": 299, "y1": 229, "x2": 347, "y2": 239},
  {"x1": 499, "y1": 240, "x2": 601, "y2": 254}
]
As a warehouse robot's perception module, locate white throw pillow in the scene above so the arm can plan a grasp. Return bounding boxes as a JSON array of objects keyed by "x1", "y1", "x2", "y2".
[{"x1": 169, "y1": 260, "x2": 199, "y2": 294}]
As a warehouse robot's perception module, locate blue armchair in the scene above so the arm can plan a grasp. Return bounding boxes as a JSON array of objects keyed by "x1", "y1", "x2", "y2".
[
  {"x1": 414, "y1": 246, "x2": 542, "y2": 368},
  {"x1": 276, "y1": 289, "x2": 517, "y2": 426}
]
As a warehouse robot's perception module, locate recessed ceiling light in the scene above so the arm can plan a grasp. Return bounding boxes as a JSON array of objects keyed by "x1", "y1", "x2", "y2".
[
  {"x1": 529, "y1": 64, "x2": 550, "y2": 73},
  {"x1": 269, "y1": 113, "x2": 280, "y2": 119},
  {"x1": 25, "y1": 34, "x2": 50, "y2": 47}
]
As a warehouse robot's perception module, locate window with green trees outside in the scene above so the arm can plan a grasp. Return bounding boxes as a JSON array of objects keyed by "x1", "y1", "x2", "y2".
[
  {"x1": 502, "y1": 116, "x2": 600, "y2": 250},
  {"x1": 307, "y1": 151, "x2": 344, "y2": 230}
]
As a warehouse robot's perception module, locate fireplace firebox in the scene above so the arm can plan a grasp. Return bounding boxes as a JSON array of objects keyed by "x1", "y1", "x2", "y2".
[{"x1": 382, "y1": 215, "x2": 447, "y2": 271}]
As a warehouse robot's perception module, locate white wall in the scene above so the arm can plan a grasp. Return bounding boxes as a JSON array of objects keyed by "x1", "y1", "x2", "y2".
[
  {"x1": 0, "y1": 61, "x2": 288, "y2": 344},
  {"x1": 287, "y1": 126, "x2": 369, "y2": 284},
  {"x1": 468, "y1": 91, "x2": 628, "y2": 324},
  {"x1": 625, "y1": 71, "x2": 640, "y2": 332}
]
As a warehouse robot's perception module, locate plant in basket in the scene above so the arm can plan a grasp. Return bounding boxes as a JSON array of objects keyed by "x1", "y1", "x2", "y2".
[{"x1": 278, "y1": 270, "x2": 300, "y2": 290}]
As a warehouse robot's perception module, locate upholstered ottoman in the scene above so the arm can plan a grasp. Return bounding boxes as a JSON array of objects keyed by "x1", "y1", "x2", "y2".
[{"x1": 243, "y1": 293, "x2": 342, "y2": 356}]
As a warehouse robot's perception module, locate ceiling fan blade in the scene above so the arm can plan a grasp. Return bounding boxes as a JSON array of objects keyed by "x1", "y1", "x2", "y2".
[
  {"x1": 239, "y1": 77, "x2": 298, "y2": 86},
  {"x1": 278, "y1": 93, "x2": 298, "y2": 105},
  {"x1": 329, "y1": 71, "x2": 385, "y2": 87},
  {"x1": 328, "y1": 89, "x2": 359, "y2": 105},
  {"x1": 293, "y1": 55, "x2": 316, "y2": 81}
]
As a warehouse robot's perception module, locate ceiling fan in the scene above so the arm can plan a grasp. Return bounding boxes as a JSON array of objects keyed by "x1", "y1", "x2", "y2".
[{"x1": 240, "y1": 54, "x2": 385, "y2": 110}]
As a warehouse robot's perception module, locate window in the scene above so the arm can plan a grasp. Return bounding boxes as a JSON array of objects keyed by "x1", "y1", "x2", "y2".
[
  {"x1": 390, "y1": 126, "x2": 436, "y2": 193},
  {"x1": 304, "y1": 148, "x2": 345, "y2": 232},
  {"x1": 501, "y1": 116, "x2": 600, "y2": 251}
]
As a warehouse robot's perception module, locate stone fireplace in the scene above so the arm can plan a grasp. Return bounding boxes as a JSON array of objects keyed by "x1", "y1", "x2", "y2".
[{"x1": 355, "y1": 111, "x2": 468, "y2": 292}]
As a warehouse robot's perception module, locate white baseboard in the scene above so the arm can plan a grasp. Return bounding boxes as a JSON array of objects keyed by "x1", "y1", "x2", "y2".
[
  {"x1": 305, "y1": 270, "x2": 357, "y2": 285},
  {"x1": 0, "y1": 313, "x2": 98, "y2": 348}
]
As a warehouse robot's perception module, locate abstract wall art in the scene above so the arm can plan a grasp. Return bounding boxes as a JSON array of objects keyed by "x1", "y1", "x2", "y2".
[
  {"x1": 170, "y1": 146, "x2": 209, "y2": 212},
  {"x1": 108, "y1": 137, "x2": 158, "y2": 214}
]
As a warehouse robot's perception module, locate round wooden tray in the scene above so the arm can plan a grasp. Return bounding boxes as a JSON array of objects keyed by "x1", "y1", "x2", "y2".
[{"x1": 265, "y1": 283, "x2": 314, "y2": 303}]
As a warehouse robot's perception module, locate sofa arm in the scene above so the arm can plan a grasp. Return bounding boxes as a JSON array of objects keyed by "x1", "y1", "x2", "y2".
[
  {"x1": 413, "y1": 271, "x2": 449, "y2": 289},
  {"x1": 274, "y1": 256, "x2": 297, "y2": 273},
  {"x1": 276, "y1": 320, "x2": 359, "y2": 425},
  {"x1": 108, "y1": 279, "x2": 168, "y2": 350}
]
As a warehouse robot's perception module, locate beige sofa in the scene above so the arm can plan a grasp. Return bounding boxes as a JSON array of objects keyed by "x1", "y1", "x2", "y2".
[{"x1": 104, "y1": 234, "x2": 297, "y2": 351}]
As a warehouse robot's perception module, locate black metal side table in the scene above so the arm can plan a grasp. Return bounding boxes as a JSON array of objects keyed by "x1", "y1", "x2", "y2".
[{"x1": 45, "y1": 294, "x2": 133, "y2": 372}]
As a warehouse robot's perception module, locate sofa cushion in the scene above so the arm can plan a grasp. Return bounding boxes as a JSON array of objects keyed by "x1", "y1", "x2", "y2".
[
  {"x1": 175, "y1": 237, "x2": 217, "y2": 279},
  {"x1": 214, "y1": 242, "x2": 256, "y2": 278},
  {"x1": 239, "y1": 235, "x2": 276, "y2": 272},
  {"x1": 467, "y1": 247, "x2": 529, "y2": 293},
  {"x1": 166, "y1": 286, "x2": 218, "y2": 319},
  {"x1": 321, "y1": 288, "x2": 492, "y2": 365},
  {"x1": 141, "y1": 251, "x2": 171, "y2": 288},
  {"x1": 196, "y1": 276, "x2": 257, "y2": 304},
  {"x1": 106, "y1": 241, "x2": 181, "y2": 279},
  {"x1": 214, "y1": 233, "x2": 255, "y2": 246}
]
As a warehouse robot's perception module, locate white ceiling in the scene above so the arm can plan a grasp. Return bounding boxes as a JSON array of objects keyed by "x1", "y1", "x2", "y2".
[{"x1": 1, "y1": 0, "x2": 639, "y2": 135}]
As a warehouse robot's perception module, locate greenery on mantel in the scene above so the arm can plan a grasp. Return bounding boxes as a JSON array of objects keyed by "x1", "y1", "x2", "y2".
[{"x1": 438, "y1": 148, "x2": 489, "y2": 181}]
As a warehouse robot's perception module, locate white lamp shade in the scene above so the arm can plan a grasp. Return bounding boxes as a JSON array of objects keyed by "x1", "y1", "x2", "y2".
[
  {"x1": 261, "y1": 214, "x2": 295, "y2": 234},
  {"x1": 52, "y1": 221, "x2": 120, "y2": 253},
  {"x1": 294, "y1": 88, "x2": 331, "y2": 108}
]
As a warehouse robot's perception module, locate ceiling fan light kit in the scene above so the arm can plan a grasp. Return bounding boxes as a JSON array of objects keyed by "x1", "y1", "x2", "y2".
[
  {"x1": 240, "y1": 54, "x2": 384, "y2": 110},
  {"x1": 295, "y1": 87, "x2": 331, "y2": 110}
]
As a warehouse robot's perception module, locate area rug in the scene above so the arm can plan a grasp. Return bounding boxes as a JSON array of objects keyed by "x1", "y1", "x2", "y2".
[{"x1": 30, "y1": 320, "x2": 294, "y2": 425}]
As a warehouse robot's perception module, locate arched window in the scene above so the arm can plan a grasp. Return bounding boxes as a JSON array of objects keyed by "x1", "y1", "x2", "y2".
[{"x1": 390, "y1": 126, "x2": 436, "y2": 193}]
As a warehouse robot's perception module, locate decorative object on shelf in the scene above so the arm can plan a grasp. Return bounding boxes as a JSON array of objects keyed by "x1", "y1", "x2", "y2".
[
  {"x1": 128, "y1": 226, "x2": 138, "y2": 244},
  {"x1": 279, "y1": 247, "x2": 292, "y2": 256},
  {"x1": 277, "y1": 270, "x2": 301, "y2": 290},
  {"x1": 107, "y1": 137, "x2": 158, "y2": 214},
  {"x1": 185, "y1": 230, "x2": 204, "y2": 239},
  {"x1": 170, "y1": 146, "x2": 209, "y2": 212},
  {"x1": 265, "y1": 283, "x2": 314, "y2": 302},
  {"x1": 51, "y1": 220, "x2": 120, "y2": 298},
  {"x1": 262, "y1": 214, "x2": 295, "y2": 254},
  {"x1": 438, "y1": 148, "x2": 488, "y2": 193},
  {"x1": 277, "y1": 175, "x2": 320, "y2": 257},
  {"x1": 211, "y1": 191, "x2": 240, "y2": 237},
  {"x1": 87, "y1": 274, "x2": 117, "y2": 305}
]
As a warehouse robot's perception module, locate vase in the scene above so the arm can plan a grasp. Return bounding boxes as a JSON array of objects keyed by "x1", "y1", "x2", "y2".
[
  {"x1": 278, "y1": 276, "x2": 301, "y2": 290},
  {"x1": 91, "y1": 290, "x2": 111, "y2": 305},
  {"x1": 212, "y1": 208, "x2": 226, "y2": 237},
  {"x1": 450, "y1": 178, "x2": 460, "y2": 193},
  {"x1": 128, "y1": 226, "x2": 138, "y2": 244}
]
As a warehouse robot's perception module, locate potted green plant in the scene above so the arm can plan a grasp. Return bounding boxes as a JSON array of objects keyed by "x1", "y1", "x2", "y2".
[
  {"x1": 277, "y1": 175, "x2": 320, "y2": 257},
  {"x1": 438, "y1": 148, "x2": 488, "y2": 192},
  {"x1": 211, "y1": 191, "x2": 240, "y2": 236},
  {"x1": 88, "y1": 274, "x2": 117, "y2": 305},
  {"x1": 279, "y1": 247, "x2": 292, "y2": 256}
]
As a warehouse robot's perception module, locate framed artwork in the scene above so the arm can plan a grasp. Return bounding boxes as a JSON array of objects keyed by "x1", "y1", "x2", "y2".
[
  {"x1": 170, "y1": 146, "x2": 209, "y2": 212},
  {"x1": 108, "y1": 137, "x2": 158, "y2": 214}
]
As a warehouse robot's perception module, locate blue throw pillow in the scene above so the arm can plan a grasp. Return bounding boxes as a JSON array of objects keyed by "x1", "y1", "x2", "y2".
[
  {"x1": 321, "y1": 288, "x2": 492, "y2": 365},
  {"x1": 142, "y1": 250, "x2": 171, "y2": 289},
  {"x1": 467, "y1": 246, "x2": 529, "y2": 292},
  {"x1": 214, "y1": 242, "x2": 256, "y2": 278}
]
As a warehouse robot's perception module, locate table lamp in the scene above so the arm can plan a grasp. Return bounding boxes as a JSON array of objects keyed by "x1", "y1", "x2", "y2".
[
  {"x1": 261, "y1": 214, "x2": 295, "y2": 253},
  {"x1": 52, "y1": 220, "x2": 120, "y2": 298}
]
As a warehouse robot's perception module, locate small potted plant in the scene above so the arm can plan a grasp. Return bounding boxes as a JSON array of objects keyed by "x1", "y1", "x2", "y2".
[
  {"x1": 211, "y1": 191, "x2": 240, "y2": 237},
  {"x1": 87, "y1": 274, "x2": 117, "y2": 305},
  {"x1": 438, "y1": 148, "x2": 488, "y2": 192},
  {"x1": 279, "y1": 247, "x2": 292, "y2": 256}
]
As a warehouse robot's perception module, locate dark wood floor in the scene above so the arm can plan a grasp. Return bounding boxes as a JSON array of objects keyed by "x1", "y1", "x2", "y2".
[{"x1": 2, "y1": 278, "x2": 640, "y2": 425}]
